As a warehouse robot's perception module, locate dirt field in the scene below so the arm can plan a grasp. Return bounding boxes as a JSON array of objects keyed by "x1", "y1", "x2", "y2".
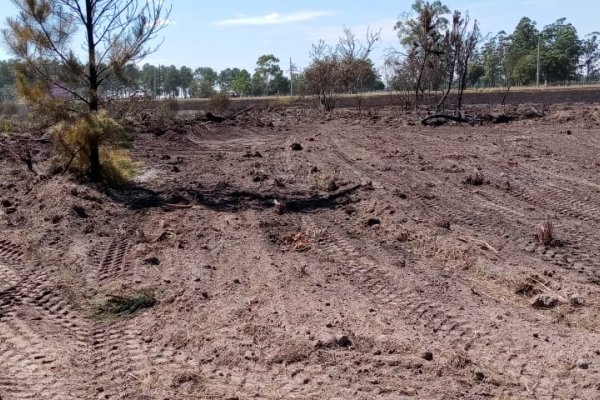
[{"x1": 2, "y1": 101, "x2": 600, "y2": 399}]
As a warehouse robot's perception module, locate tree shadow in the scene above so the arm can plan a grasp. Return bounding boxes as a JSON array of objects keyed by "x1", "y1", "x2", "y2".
[{"x1": 101, "y1": 182, "x2": 361, "y2": 213}]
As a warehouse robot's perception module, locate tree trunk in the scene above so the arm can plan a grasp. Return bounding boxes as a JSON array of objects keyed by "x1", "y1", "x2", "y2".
[
  {"x1": 86, "y1": 0, "x2": 101, "y2": 181},
  {"x1": 89, "y1": 137, "x2": 101, "y2": 181}
]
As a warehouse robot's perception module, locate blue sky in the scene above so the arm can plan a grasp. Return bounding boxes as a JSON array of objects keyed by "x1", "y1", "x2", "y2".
[{"x1": 1, "y1": 0, "x2": 598, "y2": 74}]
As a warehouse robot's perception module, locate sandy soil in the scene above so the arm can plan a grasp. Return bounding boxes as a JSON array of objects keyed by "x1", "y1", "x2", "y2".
[{"x1": 2, "y1": 102, "x2": 600, "y2": 399}]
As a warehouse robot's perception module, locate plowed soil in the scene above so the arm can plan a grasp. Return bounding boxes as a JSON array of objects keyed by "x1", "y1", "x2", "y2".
[{"x1": 2, "y1": 102, "x2": 600, "y2": 399}]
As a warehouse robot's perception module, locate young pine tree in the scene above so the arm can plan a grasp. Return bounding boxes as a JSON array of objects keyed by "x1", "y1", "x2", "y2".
[{"x1": 2, "y1": 0, "x2": 170, "y2": 181}]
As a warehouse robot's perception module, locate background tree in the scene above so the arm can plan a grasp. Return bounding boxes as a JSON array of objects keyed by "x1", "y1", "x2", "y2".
[
  {"x1": 190, "y1": 66, "x2": 217, "y2": 97},
  {"x1": 218, "y1": 67, "x2": 240, "y2": 92},
  {"x1": 540, "y1": 18, "x2": 581, "y2": 82},
  {"x1": 436, "y1": 10, "x2": 467, "y2": 109},
  {"x1": 140, "y1": 63, "x2": 157, "y2": 95},
  {"x1": 0, "y1": 59, "x2": 17, "y2": 100},
  {"x1": 179, "y1": 66, "x2": 193, "y2": 98},
  {"x1": 580, "y1": 32, "x2": 600, "y2": 81},
  {"x1": 253, "y1": 54, "x2": 284, "y2": 96},
  {"x1": 507, "y1": 17, "x2": 539, "y2": 85},
  {"x1": 455, "y1": 17, "x2": 479, "y2": 108},
  {"x1": 163, "y1": 65, "x2": 180, "y2": 98},
  {"x1": 390, "y1": 0, "x2": 449, "y2": 108},
  {"x1": 2, "y1": 0, "x2": 170, "y2": 180},
  {"x1": 291, "y1": 71, "x2": 309, "y2": 95},
  {"x1": 305, "y1": 28, "x2": 379, "y2": 111},
  {"x1": 269, "y1": 73, "x2": 290, "y2": 95},
  {"x1": 230, "y1": 69, "x2": 251, "y2": 96},
  {"x1": 480, "y1": 35, "x2": 502, "y2": 87}
]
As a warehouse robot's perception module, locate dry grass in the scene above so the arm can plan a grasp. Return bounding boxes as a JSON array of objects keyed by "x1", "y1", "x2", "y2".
[
  {"x1": 412, "y1": 235, "x2": 477, "y2": 270},
  {"x1": 310, "y1": 169, "x2": 340, "y2": 192},
  {"x1": 95, "y1": 290, "x2": 157, "y2": 319},
  {"x1": 463, "y1": 171, "x2": 487, "y2": 186},
  {"x1": 535, "y1": 219, "x2": 555, "y2": 246},
  {"x1": 282, "y1": 231, "x2": 312, "y2": 252},
  {"x1": 209, "y1": 92, "x2": 230, "y2": 114},
  {"x1": 52, "y1": 110, "x2": 139, "y2": 183}
]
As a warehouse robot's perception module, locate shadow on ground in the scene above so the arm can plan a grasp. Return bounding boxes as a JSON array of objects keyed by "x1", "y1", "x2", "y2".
[{"x1": 101, "y1": 182, "x2": 361, "y2": 213}]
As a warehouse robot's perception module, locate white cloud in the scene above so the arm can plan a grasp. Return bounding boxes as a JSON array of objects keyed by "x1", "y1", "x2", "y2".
[{"x1": 215, "y1": 11, "x2": 338, "y2": 27}]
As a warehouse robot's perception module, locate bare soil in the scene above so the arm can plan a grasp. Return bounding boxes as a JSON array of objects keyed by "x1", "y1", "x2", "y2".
[{"x1": 2, "y1": 101, "x2": 600, "y2": 399}]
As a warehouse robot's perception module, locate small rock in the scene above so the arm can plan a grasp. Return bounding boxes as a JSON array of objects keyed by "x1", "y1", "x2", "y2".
[
  {"x1": 566, "y1": 130, "x2": 572, "y2": 135},
  {"x1": 72, "y1": 205, "x2": 88, "y2": 218},
  {"x1": 474, "y1": 371, "x2": 485, "y2": 381},
  {"x1": 233, "y1": 279, "x2": 241, "y2": 284},
  {"x1": 576, "y1": 359, "x2": 590, "y2": 369},
  {"x1": 421, "y1": 351, "x2": 433, "y2": 361},
  {"x1": 144, "y1": 257, "x2": 160, "y2": 266},
  {"x1": 1, "y1": 199, "x2": 12, "y2": 207},
  {"x1": 366, "y1": 217, "x2": 381, "y2": 227},
  {"x1": 336, "y1": 335, "x2": 352, "y2": 347},
  {"x1": 315, "y1": 335, "x2": 352, "y2": 349},
  {"x1": 291, "y1": 143, "x2": 303, "y2": 151},
  {"x1": 531, "y1": 294, "x2": 559, "y2": 309},
  {"x1": 569, "y1": 294, "x2": 585, "y2": 306}
]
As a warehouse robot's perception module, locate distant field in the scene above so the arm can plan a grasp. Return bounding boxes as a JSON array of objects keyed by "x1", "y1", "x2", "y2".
[{"x1": 175, "y1": 85, "x2": 600, "y2": 111}]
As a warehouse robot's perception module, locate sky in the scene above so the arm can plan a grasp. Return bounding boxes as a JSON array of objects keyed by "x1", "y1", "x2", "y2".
[{"x1": 1, "y1": 0, "x2": 598, "y2": 75}]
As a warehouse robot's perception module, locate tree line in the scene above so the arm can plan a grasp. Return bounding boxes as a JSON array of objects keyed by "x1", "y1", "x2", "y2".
[
  {"x1": 385, "y1": 0, "x2": 600, "y2": 110},
  {"x1": 1, "y1": 0, "x2": 599, "y2": 104},
  {"x1": 0, "y1": 51, "x2": 384, "y2": 101}
]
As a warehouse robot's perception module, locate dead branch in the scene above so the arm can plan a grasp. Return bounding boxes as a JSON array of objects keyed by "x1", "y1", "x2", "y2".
[{"x1": 421, "y1": 114, "x2": 473, "y2": 125}]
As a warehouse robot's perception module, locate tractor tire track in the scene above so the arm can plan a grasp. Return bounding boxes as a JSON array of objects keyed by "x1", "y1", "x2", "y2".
[
  {"x1": 87, "y1": 238, "x2": 196, "y2": 399},
  {"x1": 0, "y1": 238, "x2": 90, "y2": 399},
  {"x1": 302, "y1": 216, "x2": 477, "y2": 346},
  {"x1": 0, "y1": 299, "x2": 84, "y2": 400}
]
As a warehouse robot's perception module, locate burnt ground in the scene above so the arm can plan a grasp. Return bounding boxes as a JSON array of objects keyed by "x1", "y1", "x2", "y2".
[{"x1": 2, "y1": 101, "x2": 600, "y2": 399}]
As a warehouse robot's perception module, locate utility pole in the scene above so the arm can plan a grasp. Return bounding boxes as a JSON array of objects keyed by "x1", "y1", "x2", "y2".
[
  {"x1": 290, "y1": 57, "x2": 293, "y2": 96},
  {"x1": 536, "y1": 35, "x2": 541, "y2": 87}
]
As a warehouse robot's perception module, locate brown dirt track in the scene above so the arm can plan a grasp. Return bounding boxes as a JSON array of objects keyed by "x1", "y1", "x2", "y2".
[{"x1": 2, "y1": 97, "x2": 600, "y2": 399}]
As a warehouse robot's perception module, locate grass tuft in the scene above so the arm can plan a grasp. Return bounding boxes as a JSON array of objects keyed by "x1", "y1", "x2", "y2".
[
  {"x1": 535, "y1": 219, "x2": 556, "y2": 246},
  {"x1": 463, "y1": 171, "x2": 487, "y2": 186},
  {"x1": 95, "y1": 290, "x2": 157, "y2": 319}
]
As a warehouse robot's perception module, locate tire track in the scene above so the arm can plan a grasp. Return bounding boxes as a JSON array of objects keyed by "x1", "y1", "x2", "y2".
[
  {"x1": 0, "y1": 239, "x2": 24, "y2": 264},
  {"x1": 0, "y1": 238, "x2": 90, "y2": 399},
  {"x1": 0, "y1": 239, "x2": 90, "y2": 347},
  {"x1": 318, "y1": 135, "x2": 600, "y2": 397},
  {"x1": 513, "y1": 180, "x2": 600, "y2": 223},
  {"x1": 331, "y1": 135, "x2": 529, "y2": 236},
  {"x1": 302, "y1": 216, "x2": 477, "y2": 345},
  {"x1": 87, "y1": 238, "x2": 196, "y2": 399},
  {"x1": 0, "y1": 307, "x2": 82, "y2": 400},
  {"x1": 332, "y1": 134, "x2": 600, "y2": 285}
]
